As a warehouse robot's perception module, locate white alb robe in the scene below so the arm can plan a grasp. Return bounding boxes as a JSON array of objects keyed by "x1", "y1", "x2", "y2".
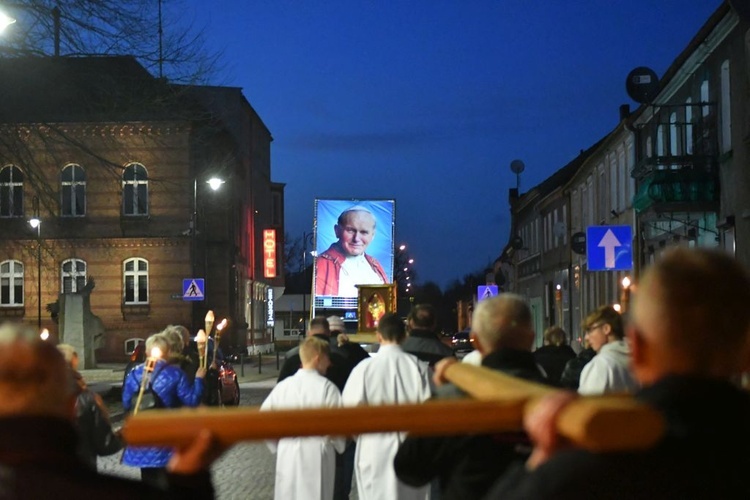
[
  {"x1": 261, "y1": 368, "x2": 346, "y2": 500},
  {"x1": 342, "y1": 344, "x2": 432, "y2": 500}
]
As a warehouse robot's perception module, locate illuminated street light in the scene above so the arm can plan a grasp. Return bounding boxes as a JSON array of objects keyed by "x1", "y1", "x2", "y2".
[
  {"x1": 0, "y1": 12, "x2": 16, "y2": 33},
  {"x1": 0, "y1": 6, "x2": 61, "y2": 55}
]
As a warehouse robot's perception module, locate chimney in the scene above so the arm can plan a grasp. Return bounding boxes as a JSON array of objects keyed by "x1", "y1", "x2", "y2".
[{"x1": 619, "y1": 104, "x2": 631, "y2": 122}]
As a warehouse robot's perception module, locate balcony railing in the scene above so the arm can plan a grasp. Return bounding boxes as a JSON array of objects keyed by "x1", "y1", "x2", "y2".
[{"x1": 632, "y1": 103, "x2": 719, "y2": 214}]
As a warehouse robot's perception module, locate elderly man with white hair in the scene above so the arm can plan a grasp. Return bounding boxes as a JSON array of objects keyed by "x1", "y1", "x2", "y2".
[{"x1": 394, "y1": 293, "x2": 550, "y2": 500}]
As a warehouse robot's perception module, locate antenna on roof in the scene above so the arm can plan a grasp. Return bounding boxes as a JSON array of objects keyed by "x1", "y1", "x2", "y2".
[{"x1": 510, "y1": 159, "x2": 525, "y2": 192}]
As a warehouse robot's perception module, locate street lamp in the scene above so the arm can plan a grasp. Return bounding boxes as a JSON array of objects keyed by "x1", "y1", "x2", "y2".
[
  {"x1": 191, "y1": 176, "x2": 225, "y2": 331},
  {"x1": 0, "y1": 12, "x2": 16, "y2": 33},
  {"x1": 0, "y1": 5, "x2": 61, "y2": 56},
  {"x1": 28, "y1": 208, "x2": 41, "y2": 330}
]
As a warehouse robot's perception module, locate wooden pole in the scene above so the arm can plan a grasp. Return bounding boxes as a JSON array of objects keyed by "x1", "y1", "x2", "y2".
[{"x1": 122, "y1": 364, "x2": 664, "y2": 452}]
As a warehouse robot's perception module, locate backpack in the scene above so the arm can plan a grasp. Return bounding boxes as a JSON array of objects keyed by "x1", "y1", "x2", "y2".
[{"x1": 130, "y1": 365, "x2": 165, "y2": 414}]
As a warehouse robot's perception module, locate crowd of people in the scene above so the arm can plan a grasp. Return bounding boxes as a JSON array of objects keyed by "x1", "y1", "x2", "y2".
[{"x1": 1, "y1": 247, "x2": 749, "y2": 499}]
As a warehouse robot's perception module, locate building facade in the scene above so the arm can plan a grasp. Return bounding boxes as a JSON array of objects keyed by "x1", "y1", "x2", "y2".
[{"x1": 0, "y1": 56, "x2": 284, "y2": 361}]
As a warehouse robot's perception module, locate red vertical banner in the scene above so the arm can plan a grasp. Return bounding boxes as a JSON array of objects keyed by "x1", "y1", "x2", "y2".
[{"x1": 263, "y1": 229, "x2": 277, "y2": 278}]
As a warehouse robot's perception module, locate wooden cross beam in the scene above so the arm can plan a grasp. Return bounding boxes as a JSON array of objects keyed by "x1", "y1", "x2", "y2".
[{"x1": 122, "y1": 363, "x2": 663, "y2": 452}]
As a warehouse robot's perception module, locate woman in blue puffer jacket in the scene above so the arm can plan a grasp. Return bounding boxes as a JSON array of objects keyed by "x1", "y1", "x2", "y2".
[{"x1": 122, "y1": 331, "x2": 206, "y2": 488}]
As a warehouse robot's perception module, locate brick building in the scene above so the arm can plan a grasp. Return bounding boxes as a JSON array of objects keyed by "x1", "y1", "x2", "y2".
[{"x1": 0, "y1": 56, "x2": 284, "y2": 361}]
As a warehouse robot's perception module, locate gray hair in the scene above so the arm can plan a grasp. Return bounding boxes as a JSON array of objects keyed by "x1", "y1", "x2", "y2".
[{"x1": 472, "y1": 294, "x2": 533, "y2": 351}]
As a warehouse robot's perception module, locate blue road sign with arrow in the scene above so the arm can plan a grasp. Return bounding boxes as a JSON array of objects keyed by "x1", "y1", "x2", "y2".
[{"x1": 586, "y1": 225, "x2": 633, "y2": 271}]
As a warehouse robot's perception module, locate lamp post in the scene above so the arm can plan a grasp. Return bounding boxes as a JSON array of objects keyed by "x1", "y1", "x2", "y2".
[
  {"x1": 28, "y1": 202, "x2": 41, "y2": 330},
  {"x1": 191, "y1": 176, "x2": 225, "y2": 332}
]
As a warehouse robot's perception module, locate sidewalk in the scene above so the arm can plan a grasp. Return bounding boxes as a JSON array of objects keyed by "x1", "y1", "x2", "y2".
[{"x1": 79, "y1": 353, "x2": 283, "y2": 388}]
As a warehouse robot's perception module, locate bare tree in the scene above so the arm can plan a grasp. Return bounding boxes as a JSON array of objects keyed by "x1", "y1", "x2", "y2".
[{"x1": 0, "y1": 0, "x2": 222, "y2": 83}]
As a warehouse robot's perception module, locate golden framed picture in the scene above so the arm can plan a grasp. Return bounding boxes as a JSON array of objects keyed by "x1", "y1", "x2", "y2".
[{"x1": 355, "y1": 284, "x2": 397, "y2": 333}]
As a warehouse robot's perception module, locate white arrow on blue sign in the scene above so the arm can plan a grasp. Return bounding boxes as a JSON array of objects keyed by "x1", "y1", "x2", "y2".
[{"x1": 586, "y1": 225, "x2": 633, "y2": 271}]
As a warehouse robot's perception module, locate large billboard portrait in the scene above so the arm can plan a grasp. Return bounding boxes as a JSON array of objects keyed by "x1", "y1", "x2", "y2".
[{"x1": 313, "y1": 199, "x2": 395, "y2": 304}]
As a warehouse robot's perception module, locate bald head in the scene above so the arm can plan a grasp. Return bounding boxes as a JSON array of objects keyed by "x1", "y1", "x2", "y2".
[
  {"x1": 0, "y1": 323, "x2": 75, "y2": 418},
  {"x1": 471, "y1": 294, "x2": 534, "y2": 352},
  {"x1": 631, "y1": 248, "x2": 750, "y2": 380}
]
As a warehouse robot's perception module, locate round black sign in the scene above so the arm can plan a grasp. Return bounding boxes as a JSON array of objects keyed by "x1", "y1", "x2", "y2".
[
  {"x1": 571, "y1": 232, "x2": 586, "y2": 255},
  {"x1": 626, "y1": 66, "x2": 659, "y2": 104}
]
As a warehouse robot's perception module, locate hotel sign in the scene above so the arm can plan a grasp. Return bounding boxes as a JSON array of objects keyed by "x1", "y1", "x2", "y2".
[{"x1": 263, "y1": 229, "x2": 277, "y2": 278}]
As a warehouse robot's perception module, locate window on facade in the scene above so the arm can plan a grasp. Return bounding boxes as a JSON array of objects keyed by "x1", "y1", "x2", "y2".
[
  {"x1": 618, "y1": 149, "x2": 626, "y2": 211},
  {"x1": 656, "y1": 125, "x2": 665, "y2": 159},
  {"x1": 0, "y1": 166, "x2": 24, "y2": 218},
  {"x1": 122, "y1": 163, "x2": 148, "y2": 216},
  {"x1": 598, "y1": 168, "x2": 606, "y2": 222},
  {"x1": 61, "y1": 164, "x2": 86, "y2": 217},
  {"x1": 685, "y1": 98, "x2": 694, "y2": 154},
  {"x1": 609, "y1": 157, "x2": 618, "y2": 211},
  {"x1": 700, "y1": 78, "x2": 710, "y2": 118},
  {"x1": 61, "y1": 258, "x2": 87, "y2": 293},
  {"x1": 720, "y1": 60, "x2": 731, "y2": 153},
  {"x1": 123, "y1": 258, "x2": 148, "y2": 304},
  {"x1": 0, "y1": 260, "x2": 23, "y2": 306},
  {"x1": 669, "y1": 112, "x2": 678, "y2": 156}
]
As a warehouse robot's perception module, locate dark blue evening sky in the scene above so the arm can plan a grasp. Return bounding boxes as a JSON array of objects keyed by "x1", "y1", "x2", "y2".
[{"x1": 188, "y1": 0, "x2": 722, "y2": 289}]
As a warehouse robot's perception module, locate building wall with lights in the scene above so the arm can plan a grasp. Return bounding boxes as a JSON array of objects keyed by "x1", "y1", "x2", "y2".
[{"x1": 0, "y1": 56, "x2": 284, "y2": 361}]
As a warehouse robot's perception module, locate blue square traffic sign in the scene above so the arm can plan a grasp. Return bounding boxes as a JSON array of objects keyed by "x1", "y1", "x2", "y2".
[
  {"x1": 586, "y1": 225, "x2": 633, "y2": 271},
  {"x1": 183, "y1": 278, "x2": 205, "y2": 301}
]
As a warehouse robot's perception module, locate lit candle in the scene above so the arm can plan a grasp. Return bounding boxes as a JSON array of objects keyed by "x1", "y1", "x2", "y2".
[
  {"x1": 620, "y1": 277, "x2": 632, "y2": 314},
  {"x1": 212, "y1": 319, "x2": 228, "y2": 364},
  {"x1": 133, "y1": 346, "x2": 162, "y2": 415},
  {"x1": 39, "y1": 328, "x2": 49, "y2": 341}
]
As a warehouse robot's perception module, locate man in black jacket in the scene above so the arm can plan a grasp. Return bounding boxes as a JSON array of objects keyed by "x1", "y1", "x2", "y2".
[
  {"x1": 394, "y1": 294, "x2": 549, "y2": 499},
  {"x1": 401, "y1": 304, "x2": 455, "y2": 367},
  {"x1": 487, "y1": 248, "x2": 750, "y2": 499},
  {"x1": 0, "y1": 322, "x2": 222, "y2": 500}
]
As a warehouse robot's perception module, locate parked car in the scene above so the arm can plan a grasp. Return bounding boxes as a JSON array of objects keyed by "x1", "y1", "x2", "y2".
[
  {"x1": 121, "y1": 341, "x2": 240, "y2": 407},
  {"x1": 122, "y1": 340, "x2": 146, "y2": 387},
  {"x1": 216, "y1": 359, "x2": 240, "y2": 406},
  {"x1": 450, "y1": 330, "x2": 473, "y2": 353}
]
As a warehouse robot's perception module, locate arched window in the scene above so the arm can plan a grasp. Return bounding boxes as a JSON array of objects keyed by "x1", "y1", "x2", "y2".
[
  {"x1": 61, "y1": 164, "x2": 86, "y2": 217},
  {"x1": 122, "y1": 163, "x2": 148, "y2": 216},
  {"x1": 0, "y1": 165, "x2": 24, "y2": 217},
  {"x1": 61, "y1": 258, "x2": 87, "y2": 293},
  {"x1": 123, "y1": 257, "x2": 148, "y2": 304},
  {"x1": 0, "y1": 260, "x2": 24, "y2": 306}
]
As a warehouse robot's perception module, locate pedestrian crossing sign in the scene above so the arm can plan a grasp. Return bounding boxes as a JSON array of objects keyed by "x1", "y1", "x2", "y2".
[
  {"x1": 477, "y1": 285, "x2": 498, "y2": 302},
  {"x1": 183, "y1": 278, "x2": 205, "y2": 301}
]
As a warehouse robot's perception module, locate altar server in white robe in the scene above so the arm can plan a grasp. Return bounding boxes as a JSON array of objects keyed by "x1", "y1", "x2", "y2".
[
  {"x1": 342, "y1": 313, "x2": 432, "y2": 500},
  {"x1": 261, "y1": 336, "x2": 346, "y2": 500}
]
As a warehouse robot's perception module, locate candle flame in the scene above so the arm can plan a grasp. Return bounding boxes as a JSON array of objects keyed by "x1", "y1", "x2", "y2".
[
  {"x1": 622, "y1": 276, "x2": 631, "y2": 289},
  {"x1": 217, "y1": 318, "x2": 228, "y2": 331},
  {"x1": 205, "y1": 310, "x2": 215, "y2": 323},
  {"x1": 150, "y1": 347, "x2": 162, "y2": 359},
  {"x1": 39, "y1": 328, "x2": 49, "y2": 341}
]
